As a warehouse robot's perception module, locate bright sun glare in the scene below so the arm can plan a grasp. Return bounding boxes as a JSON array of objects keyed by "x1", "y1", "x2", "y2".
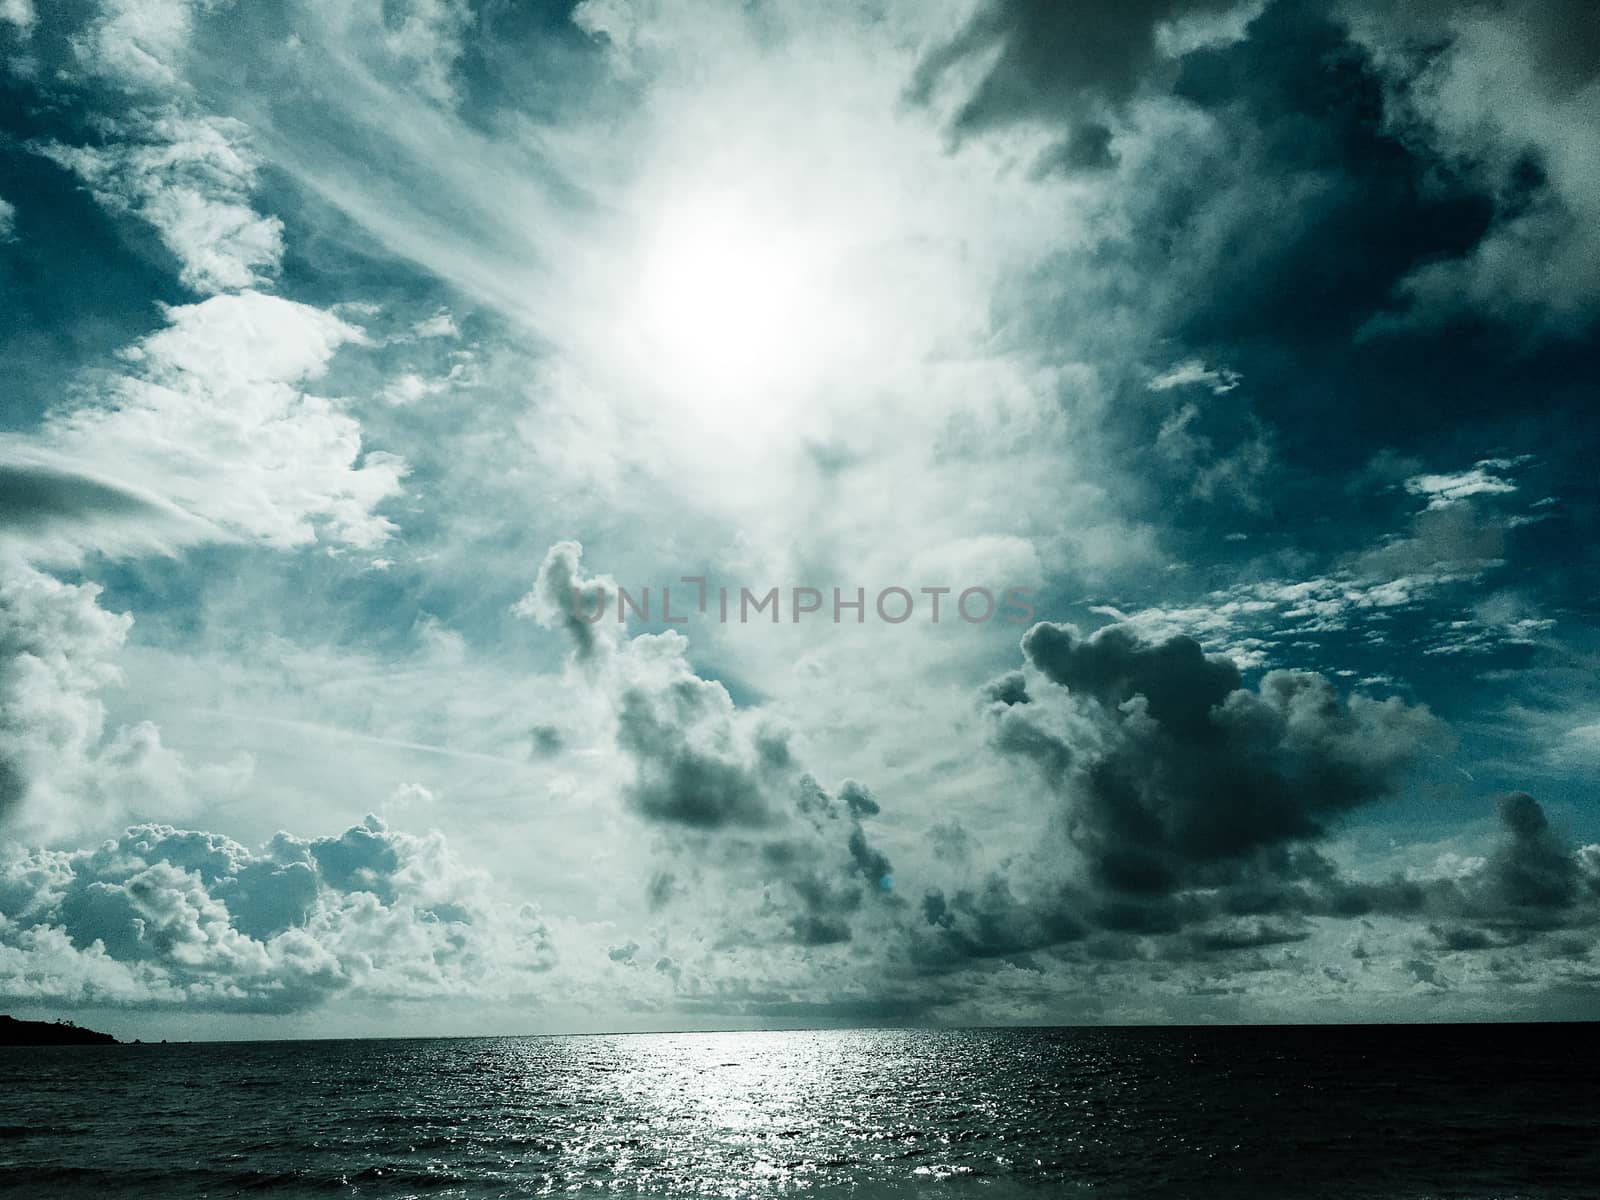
[{"x1": 632, "y1": 191, "x2": 839, "y2": 439}]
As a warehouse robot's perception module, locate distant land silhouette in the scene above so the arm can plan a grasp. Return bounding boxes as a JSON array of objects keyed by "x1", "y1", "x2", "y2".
[{"x1": 0, "y1": 1015, "x2": 118, "y2": 1046}]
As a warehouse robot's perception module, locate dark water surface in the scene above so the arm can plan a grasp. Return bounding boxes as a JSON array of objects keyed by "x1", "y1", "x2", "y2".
[{"x1": 2, "y1": 1024, "x2": 1594, "y2": 1198}]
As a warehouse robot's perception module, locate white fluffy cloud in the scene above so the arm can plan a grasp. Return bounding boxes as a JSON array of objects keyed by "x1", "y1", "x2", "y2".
[
  {"x1": 41, "y1": 290, "x2": 405, "y2": 550},
  {"x1": 47, "y1": 1, "x2": 285, "y2": 296},
  {"x1": 1405, "y1": 463, "x2": 1520, "y2": 509},
  {"x1": 0, "y1": 561, "x2": 249, "y2": 839},
  {"x1": 0, "y1": 815, "x2": 556, "y2": 1011},
  {"x1": 0, "y1": 564, "x2": 130, "y2": 833},
  {"x1": 1149, "y1": 358, "x2": 1241, "y2": 394},
  {"x1": 42, "y1": 114, "x2": 285, "y2": 294},
  {"x1": 72, "y1": 0, "x2": 200, "y2": 91}
]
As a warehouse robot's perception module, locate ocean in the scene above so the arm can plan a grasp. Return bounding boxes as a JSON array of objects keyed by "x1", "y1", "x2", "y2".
[{"x1": 1, "y1": 1024, "x2": 1593, "y2": 1198}]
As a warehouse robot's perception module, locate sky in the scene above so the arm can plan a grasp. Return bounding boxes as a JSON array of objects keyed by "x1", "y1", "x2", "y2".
[{"x1": 0, "y1": 0, "x2": 1597, "y2": 1040}]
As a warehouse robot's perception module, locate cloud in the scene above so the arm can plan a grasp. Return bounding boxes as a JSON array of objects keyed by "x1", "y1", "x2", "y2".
[
  {"x1": 0, "y1": 0, "x2": 1594, "y2": 1031},
  {"x1": 0, "y1": 196, "x2": 15, "y2": 241},
  {"x1": 0, "y1": 561, "x2": 252, "y2": 838},
  {"x1": 1149, "y1": 358, "x2": 1241, "y2": 394},
  {"x1": 0, "y1": 301, "x2": 400, "y2": 842},
  {"x1": 1345, "y1": 0, "x2": 1600, "y2": 333},
  {"x1": 42, "y1": 2, "x2": 286, "y2": 299},
  {"x1": 1404, "y1": 462, "x2": 1520, "y2": 510},
  {"x1": 1557, "y1": 722, "x2": 1600, "y2": 763},
  {"x1": 410, "y1": 308, "x2": 460, "y2": 339},
  {"x1": 1474, "y1": 792, "x2": 1587, "y2": 919},
  {"x1": 515, "y1": 539, "x2": 619, "y2": 664},
  {"x1": 521, "y1": 542, "x2": 805, "y2": 830},
  {"x1": 12, "y1": 19, "x2": 398, "y2": 559},
  {"x1": 0, "y1": 814, "x2": 555, "y2": 1011},
  {"x1": 40, "y1": 113, "x2": 285, "y2": 294},
  {"x1": 1000, "y1": 621, "x2": 1442, "y2": 893},
  {"x1": 72, "y1": 0, "x2": 200, "y2": 92},
  {"x1": 517, "y1": 541, "x2": 898, "y2": 948},
  {"x1": 0, "y1": 448, "x2": 221, "y2": 561},
  {"x1": 909, "y1": 0, "x2": 1253, "y2": 167},
  {"x1": 1089, "y1": 446, "x2": 1551, "y2": 672},
  {"x1": 907, "y1": 621, "x2": 1444, "y2": 969},
  {"x1": 377, "y1": 0, "x2": 475, "y2": 106},
  {"x1": 39, "y1": 290, "x2": 404, "y2": 550},
  {"x1": 1352, "y1": 503, "x2": 1508, "y2": 583},
  {"x1": 613, "y1": 643, "x2": 793, "y2": 829},
  {"x1": 0, "y1": 563, "x2": 131, "y2": 831},
  {"x1": 1153, "y1": 396, "x2": 1272, "y2": 509},
  {"x1": 0, "y1": 456, "x2": 167, "y2": 534},
  {"x1": 905, "y1": 628, "x2": 1600, "y2": 994},
  {"x1": 1399, "y1": 792, "x2": 1600, "y2": 978},
  {"x1": 511, "y1": 555, "x2": 1591, "y2": 1006},
  {"x1": 1093, "y1": 567, "x2": 1547, "y2": 675},
  {"x1": 0, "y1": 0, "x2": 33, "y2": 37},
  {"x1": 0, "y1": 13, "x2": 406, "y2": 863}
]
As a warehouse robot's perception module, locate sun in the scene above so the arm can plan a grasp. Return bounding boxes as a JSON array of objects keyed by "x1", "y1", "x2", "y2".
[{"x1": 629, "y1": 189, "x2": 837, "y2": 439}]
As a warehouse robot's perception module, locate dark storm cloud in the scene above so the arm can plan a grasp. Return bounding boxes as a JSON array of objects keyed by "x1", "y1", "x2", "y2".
[
  {"x1": 949, "y1": 0, "x2": 1594, "y2": 608},
  {"x1": 983, "y1": 671, "x2": 1030, "y2": 707},
  {"x1": 903, "y1": 623, "x2": 1600, "y2": 981},
  {"x1": 847, "y1": 826, "x2": 891, "y2": 888},
  {"x1": 1485, "y1": 793, "x2": 1584, "y2": 914},
  {"x1": 1413, "y1": 793, "x2": 1600, "y2": 945},
  {"x1": 784, "y1": 872, "x2": 858, "y2": 947},
  {"x1": 610, "y1": 674, "x2": 893, "y2": 929},
  {"x1": 1371, "y1": 792, "x2": 1600, "y2": 996},
  {"x1": 1022, "y1": 622, "x2": 1240, "y2": 738},
  {"x1": 614, "y1": 682, "x2": 792, "y2": 828},
  {"x1": 1342, "y1": 0, "x2": 1600, "y2": 332},
  {"x1": 908, "y1": 622, "x2": 1436, "y2": 969},
  {"x1": 525, "y1": 545, "x2": 799, "y2": 830},
  {"x1": 840, "y1": 780, "x2": 880, "y2": 819},
  {"x1": 1000, "y1": 622, "x2": 1441, "y2": 892},
  {"x1": 766, "y1": 778, "x2": 899, "y2": 947},
  {"x1": 908, "y1": 0, "x2": 1243, "y2": 167},
  {"x1": 917, "y1": 876, "x2": 1089, "y2": 967}
]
